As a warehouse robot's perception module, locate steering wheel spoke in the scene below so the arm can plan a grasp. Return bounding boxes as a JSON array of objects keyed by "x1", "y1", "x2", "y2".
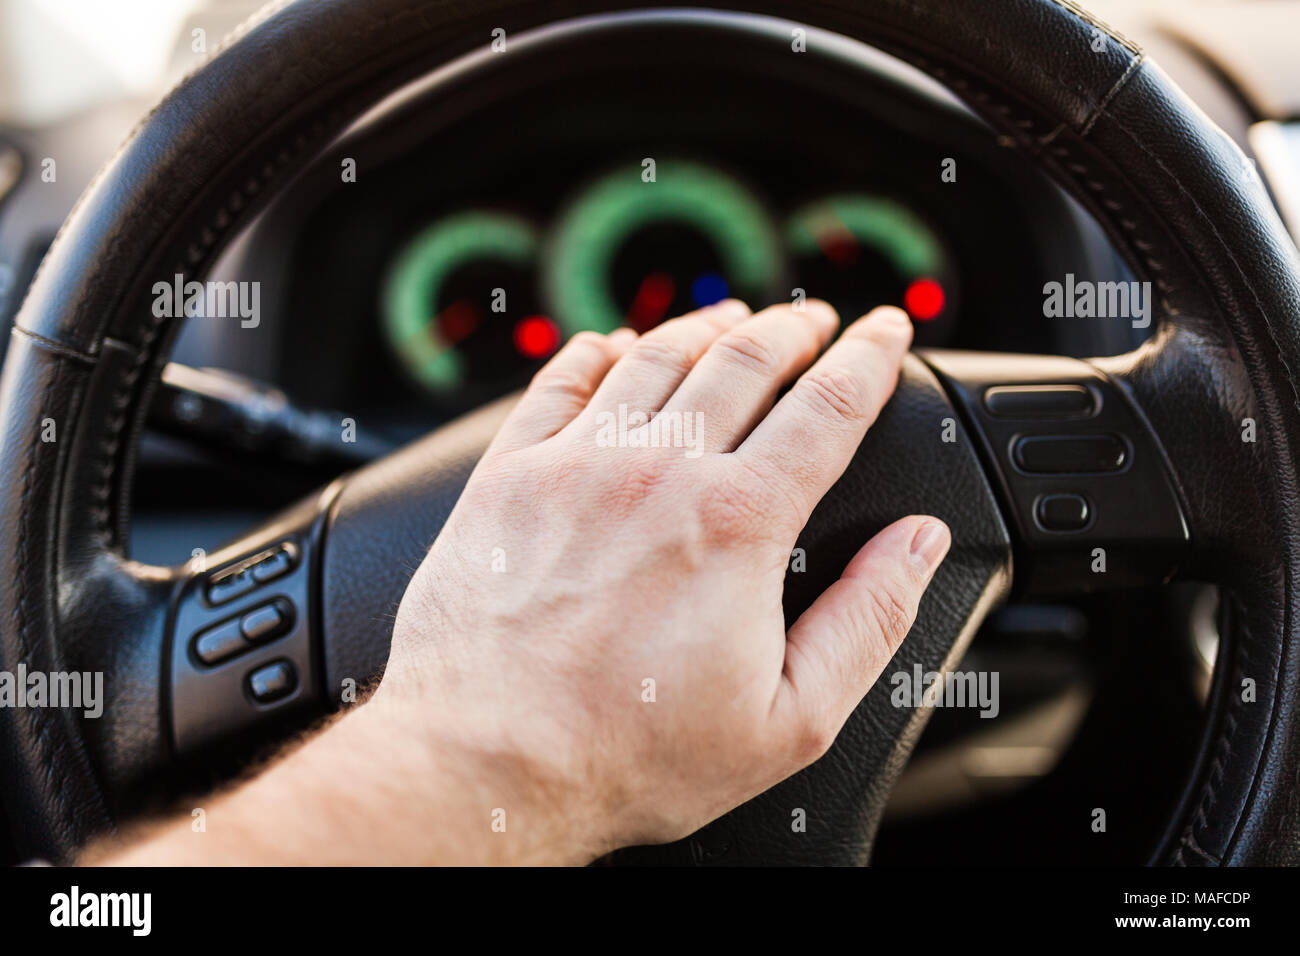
[
  {"x1": 163, "y1": 486, "x2": 339, "y2": 757},
  {"x1": 922, "y1": 348, "x2": 1192, "y2": 596}
]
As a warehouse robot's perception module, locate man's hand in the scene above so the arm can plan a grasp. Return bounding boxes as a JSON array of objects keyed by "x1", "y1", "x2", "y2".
[
  {"x1": 376, "y1": 298, "x2": 949, "y2": 862},
  {"x1": 99, "y1": 299, "x2": 948, "y2": 866}
]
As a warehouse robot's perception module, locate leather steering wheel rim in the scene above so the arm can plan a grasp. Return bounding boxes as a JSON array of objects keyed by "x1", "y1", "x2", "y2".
[{"x1": 2, "y1": 0, "x2": 1299, "y2": 865}]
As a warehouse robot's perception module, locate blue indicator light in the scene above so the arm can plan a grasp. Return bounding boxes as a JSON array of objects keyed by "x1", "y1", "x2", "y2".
[{"x1": 691, "y1": 272, "x2": 730, "y2": 308}]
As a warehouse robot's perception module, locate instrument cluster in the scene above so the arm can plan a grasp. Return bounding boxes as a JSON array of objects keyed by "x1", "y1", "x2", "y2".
[{"x1": 380, "y1": 158, "x2": 958, "y2": 402}]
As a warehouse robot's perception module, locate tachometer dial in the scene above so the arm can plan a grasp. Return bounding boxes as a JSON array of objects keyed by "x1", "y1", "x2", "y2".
[
  {"x1": 382, "y1": 211, "x2": 557, "y2": 398},
  {"x1": 544, "y1": 160, "x2": 784, "y2": 335},
  {"x1": 786, "y1": 195, "x2": 957, "y2": 343}
]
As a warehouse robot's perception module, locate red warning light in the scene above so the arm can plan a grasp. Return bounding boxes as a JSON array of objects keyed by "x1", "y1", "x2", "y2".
[
  {"x1": 627, "y1": 273, "x2": 676, "y2": 331},
  {"x1": 904, "y1": 278, "x2": 946, "y2": 322},
  {"x1": 513, "y1": 315, "x2": 561, "y2": 359},
  {"x1": 437, "y1": 300, "x2": 480, "y2": 344}
]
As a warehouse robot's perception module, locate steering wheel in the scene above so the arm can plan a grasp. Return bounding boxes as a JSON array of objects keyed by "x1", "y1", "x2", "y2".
[{"x1": 3, "y1": 0, "x2": 1299, "y2": 866}]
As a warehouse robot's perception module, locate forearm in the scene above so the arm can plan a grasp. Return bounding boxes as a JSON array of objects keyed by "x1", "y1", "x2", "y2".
[{"x1": 88, "y1": 697, "x2": 596, "y2": 867}]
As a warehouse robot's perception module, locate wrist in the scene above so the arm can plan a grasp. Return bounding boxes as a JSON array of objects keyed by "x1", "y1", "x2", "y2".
[{"x1": 359, "y1": 687, "x2": 610, "y2": 865}]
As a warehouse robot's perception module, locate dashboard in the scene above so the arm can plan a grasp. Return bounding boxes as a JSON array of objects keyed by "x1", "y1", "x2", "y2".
[{"x1": 180, "y1": 13, "x2": 1138, "y2": 441}]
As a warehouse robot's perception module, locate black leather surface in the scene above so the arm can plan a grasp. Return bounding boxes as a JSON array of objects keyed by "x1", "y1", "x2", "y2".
[
  {"x1": 1080, "y1": 61, "x2": 1300, "y2": 862},
  {"x1": 0, "y1": 331, "x2": 113, "y2": 854},
  {"x1": 320, "y1": 397, "x2": 518, "y2": 701},
  {"x1": 0, "y1": 0, "x2": 1297, "y2": 865}
]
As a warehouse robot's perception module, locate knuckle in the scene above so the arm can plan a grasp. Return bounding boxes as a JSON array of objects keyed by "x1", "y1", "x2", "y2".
[
  {"x1": 796, "y1": 367, "x2": 868, "y2": 424},
  {"x1": 603, "y1": 456, "x2": 670, "y2": 510},
  {"x1": 628, "y1": 336, "x2": 695, "y2": 377},
  {"x1": 713, "y1": 328, "x2": 782, "y2": 376},
  {"x1": 529, "y1": 369, "x2": 594, "y2": 405},
  {"x1": 730, "y1": 457, "x2": 806, "y2": 530},
  {"x1": 789, "y1": 709, "x2": 837, "y2": 765},
  {"x1": 568, "y1": 330, "x2": 609, "y2": 354},
  {"x1": 697, "y1": 472, "x2": 770, "y2": 542},
  {"x1": 867, "y1": 581, "x2": 918, "y2": 654},
  {"x1": 852, "y1": 318, "x2": 907, "y2": 351}
]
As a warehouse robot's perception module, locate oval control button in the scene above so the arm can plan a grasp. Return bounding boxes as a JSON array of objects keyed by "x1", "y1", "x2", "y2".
[
  {"x1": 1035, "y1": 494, "x2": 1092, "y2": 532},
  {"x1": 1013, "y1": 434, "x2": 1127, "y2": 474},
  {"x1": 985, "y1": 385, "x2": 1096, "y2": 419},
  {"x1": 241, "y1": 600, "x2": 293, "y2": 643},
  {"x1": 248, "y1": 660, "x2": 296, "y2": 703},
  {"x1": 193, "y1": 621, "x2": 247, "y2": 666}
]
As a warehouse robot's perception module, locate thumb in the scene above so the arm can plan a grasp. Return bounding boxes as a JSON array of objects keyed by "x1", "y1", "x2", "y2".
[{"x1": 772, "y1": 516, "x2": 950, "y2": 762}]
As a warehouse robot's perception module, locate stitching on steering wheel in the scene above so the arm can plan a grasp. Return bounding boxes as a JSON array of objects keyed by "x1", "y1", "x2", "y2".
[
  {"x1": 1105, "y1": 114, "x2": 1300, "y2": 419},
  {"x1": 88, "y1": 115, "x2": 338, "y2": 547},
  {"x1": 1093, "y1": 112, "x2": 1300, "y2": 861},
  {"x1": 904, "y1": 53, "x2": 1179, "y2": 320},
  {"x1": 1078, "y1": 54, "x2": 1145, "y2": 137},
  {"x1": 15, "y1": 354, "x2": 112, "y2": 832},
  {"x1": 1172, "y1": 596, "x2": 1245, "y2": 867},
  {"x1": 939, "y1": 49, "x2": 1293, "y2": 863},
  {"x1": 9, "y1": 327, "x2": 98, "y2": 367}
]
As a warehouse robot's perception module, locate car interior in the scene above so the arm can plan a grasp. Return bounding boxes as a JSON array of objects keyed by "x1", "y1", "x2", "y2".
[{"x1": 1, "y1": 0, "x2": 1300, "y2": 870}]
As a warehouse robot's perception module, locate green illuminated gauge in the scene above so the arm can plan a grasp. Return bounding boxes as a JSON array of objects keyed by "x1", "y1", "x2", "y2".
[
  {"x1": 382, "y1": 211, "x2": 550, "y2": 396},
  {"x1": 543, "y1": 160, "x2": 783, "y2": 335},
  {"x1": 785, "y1": 195, "x2": 957, "y2": 341}
]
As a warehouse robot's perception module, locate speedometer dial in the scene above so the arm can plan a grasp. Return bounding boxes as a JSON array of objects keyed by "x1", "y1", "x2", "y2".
[{"x1": 543, "y1": 160, "x2": 784, "y2": 335}]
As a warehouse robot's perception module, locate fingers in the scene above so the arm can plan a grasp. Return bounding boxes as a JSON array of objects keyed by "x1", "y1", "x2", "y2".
[
  {"x1": 575, "y1": 299, "x2": 752, "y2": 427},
  {"x1": 491, "y1": 328, "x2": 638, "y2": 451},
  {"x1": 736, "y1": 306, "x2": 912, "y2": 522},
  {"x1": 494, "y1": 301, "x2": 908, "y2": 465},
  {"x1": 772, "y1": 515, "x2": 951, "y2": 763},
  {"x1": 658, "y1": 301, "x2": 840, "y2": 452}
]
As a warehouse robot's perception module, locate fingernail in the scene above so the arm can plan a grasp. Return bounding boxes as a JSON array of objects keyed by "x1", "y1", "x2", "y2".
[
  {"x1": 710, "y1": 298, "x2": 752, "y2": 320},
  {"x1": 909, "y1": 520, "x2": 951, "y2": 578},
  {"x1": 872, "y1": 306, "x2": 912, "y2": 327},
  {"x1": 803, "y1": 299, "x2": 840, "y2": 330},
  {"x1": 608, "y1": 328, "x2": 638, "y2": 345}
]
